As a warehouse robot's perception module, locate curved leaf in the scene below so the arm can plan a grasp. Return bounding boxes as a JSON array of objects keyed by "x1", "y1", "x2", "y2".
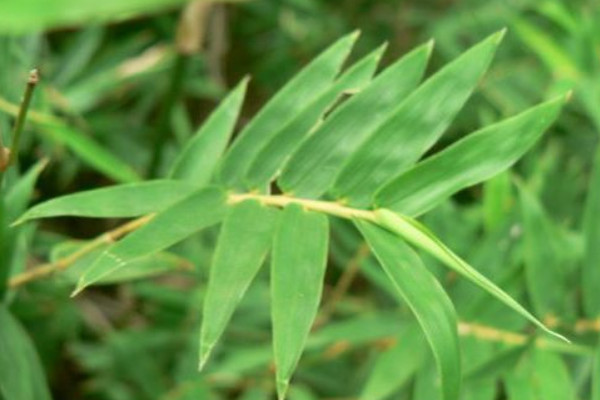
[
  {"x1": 169, "y1": 78, "x2": 248, "y2": 183},
  {"x1": 271, "y1": 204, "x2": 329, "y2": 399},
  {"x1": 333, "y1": 30, "x2": 505, "y2": 206},
  {"x1": 217, "y1": 31, "x2": 359, "y2": 188},
  {"x1": 375, "y1": 95, "x2": 565, "y2": 215},
  {"x1": 356, "y1": 221, "x2": 460, "y2": 400},
  {"x1": 15, "y1": 180, "x2": 199, "y2": 224},
  {"x1": 74, "y1": 186, "x2": 226, "y2": 293},
  {"x1": 278, "y1": 40, "x2": 433, "y2": 198},
  {"x1": 199, "y1": 200, "x2": 278, "y2": 368},
  {"x1": 373, "y1": 208, "x2": 568, "y2": 342}
]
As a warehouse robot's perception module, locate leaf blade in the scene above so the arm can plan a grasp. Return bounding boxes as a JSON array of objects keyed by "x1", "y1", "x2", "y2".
[
  {"x1": 375, "y1": 95, "x2": 566, "y2": 215},
  {"x1": 15, "y1": 180, "x2": 199, "y2": 224},
  {"x1": 199, "y1": 200, "x2": 278, "y2": 367},
  {"x1": 356, "y1": 221, "x2": 460, "y2": 400},
  {"x1": 74, "y1": 186, "x2": 226, "y2": 293},
  {"x1": 169, "y1": 78, "x2": 248, "y2": 184},
  {"x1": 271, "y1": 204, "x2": 329, "y2": 399},
  {"x1": 582, "y1": 146, "x2": 600, "y2": 318}
]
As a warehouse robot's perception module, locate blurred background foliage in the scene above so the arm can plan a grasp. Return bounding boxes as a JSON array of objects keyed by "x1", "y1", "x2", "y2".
[{"x1": 1, "y1": 0, "x2": 600, "y2": 399}]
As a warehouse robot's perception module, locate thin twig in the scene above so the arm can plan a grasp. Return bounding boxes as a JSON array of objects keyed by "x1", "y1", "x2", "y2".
[
  {"x1": 7, "y1": 69, "x2": 40, "y2": 167},
  {"x1": 8, "y1": 215, "x2": 152, "y2": 288}
]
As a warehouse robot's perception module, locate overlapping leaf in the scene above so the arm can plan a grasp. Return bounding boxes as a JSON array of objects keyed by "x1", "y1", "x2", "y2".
[
  {"x1": 334, "y1": 30, "x2": 505, "y2": 206},
  {"x1": 245, "y1": 44, "x2": 385, "y2": 189},
  {"x1": 278, "y1": 40, "x2": 433, "y2": 198},
  {"x1": 582, "y1": 146, "x2": 600, "y2": 318},
  {"x1": 357, "y1": 221, "x2": 460, "y2": 400},
  {"x1": 375, "y1": 95, "x2": 566, "y2": 215},
  {"x1": 74, "y1": 186, "x2": 226, "y2": 293},
  {"x1": 217, "y1": 31, "x2": 359, "y2": 188}
]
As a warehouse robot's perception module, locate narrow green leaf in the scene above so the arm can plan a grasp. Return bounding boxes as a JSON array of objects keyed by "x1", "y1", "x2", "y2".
[
  {"x1": 51, "y1": 241, "x2": 190, "y2": 285},
  {"x1": 199, "y1": 200, "x2": 278, "y2": 368},
  {"x1": 333, "y1": 30, "x2": 504, "y2": 206},
  {"x1": 245, "y1": 44, "x2": 386, "y2": 189},
  {"x1": 73, "y1": 186, "x2": 226, "y2": 293},
  {"x1": 217, "y1": 31, "x2": 359, "y2": 188},
  {"x1": 278, "y1": 40, "x2": 434, "y2": 198},
  {"x1": 360, "y1": 323, "x2": 427, "y2": 400},
  {"x1": 0, "y1": 308, "x2": 52, "y2": 400},
  {"x1": 356, "y1": 221, "x2": 460, "y2": 400},
  {"x1": 0, "y1": 0, "x2": 195, "y2": 34},
  {"x1": 15, "y1": 180, "x2": 198, "y2": 225},
  {"x1": 373, "y1": 208, "x2": 568, "y2": 342},
  {"x1": 582, "y1": 146, "x2": 600, "y2": 318},
  {"x1": 271, "y1": 204, "x2": 329, "y2": 399},
  {"x1": 482, "y1": 172, "x2": 512, "y2": 232},
  {"x1": 40, "y1": 122, "x2": 141, "y2": 183},
  {"x1": 518, "y1": 183, "x2": 572, "y2": 318},
  {"x1": 375, "y1": 95, "x2": 566, "y2": 215},
  {"x1": 169, "y1": 78, "x2": 248, "y2": 184}
]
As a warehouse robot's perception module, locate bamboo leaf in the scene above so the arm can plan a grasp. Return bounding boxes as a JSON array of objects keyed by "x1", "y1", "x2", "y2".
[
  {"x1": 199, "y1": 200, "x2": 278, "y2": 368},
  {"x1": 51, "y1": 241, "x2": 190, "y2": 285},
  {"x1": 582, "y1": 146, "x2": 600, "y2": 318},
  {"x1": 271, "y1": 204, "x2": 329, "y2": 399},
  {"x1": 356, "y1": 221, "x2": 460, "y2": 400},
  {"x1": 375, "y1": 95, "x2": 566, "y2": 215},
  {"x1": 73, "y1": 186, "x2": 226, "y2": 293},
  {"x1": 333, "y1": 30, "x2": 504, "y2": 206},
  {"x1": 0, "y1": 308, "x2": 52, "y2": 400},
  {"x1": 245, "y1": 44, "x2": 386, "y2": 189},
  {"x1": 373, "y1": 208, "x2": 568, "y2": 342},
  {"x1": 15, "y1": 180, "x2": 199, "y2": 225},
  {"x1": 169, "y1": 78, "x2": 248, "y2": 184},
  {"x1": 593, "y1": 346, "x2": 600, "y2": 400},
  {"x1": 41, "y1": 122, "x2": 141, "y2": 183},
  {"x1": 217, "y1": 31, "x2": 359, "y2": 188},
  {"x1": 278, "y1": 40, "x2": 434, "y2": 198},
  {"x1": 5, "y1": 159, "x2": 48, "y2": 222}
]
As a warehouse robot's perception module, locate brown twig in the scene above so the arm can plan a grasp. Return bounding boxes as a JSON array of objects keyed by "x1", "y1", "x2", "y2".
[{"x1": 8, "y1": 215, "x2": 152, "y2": 288}]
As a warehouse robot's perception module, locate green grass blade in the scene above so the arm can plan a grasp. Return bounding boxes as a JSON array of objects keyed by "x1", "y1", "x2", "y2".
[
  {"x1": 278, "y1": 40, "x2": 434, "y2": 198},
  {"x1": 594, "y1": 346, "x2": 600, "y2": 400},
  {"x1": 5, "y1": 159, "x2": 48, "y2": 222},
  {"x1": 374, "y1": 94, "x2": 566, "y2": 215},
  {"x1": 333, "y1": 30, "x2": 505, "y2": 206},
  {"x1": 271, "y1": 204, "x2": 329, "y2": 399},
  {"x1": 582, "y1": 146, "x2": 600, "y2": 318},
  {"x1": 41, "y1": 122, "x2": 140, "y2": 183},
  {"x1": 373, "y1": 208, "x2": 568, "y2": 343},
  {"x1": 15, "y1": 180, "x2": 199, "y2": 225},
  {"x1": 217, "y1": 31, "x2": 359, "y2": 188},
  {"x1": 169, "y1": 78, "x2": 248, "y2": 184},
  {"x1": 0, "y1": 0, "x2": 192, "y2": 34},
  {"x1": 0, "y1": 308, "x2": 52, "y2": 400},
  {"x1": 199, "y1": 200, "x2": 278, "y2": 368},
  {"x1": 518, "y1": 183, "x2": 572, "y2": 318},
  {"x1": 73, "y1": 186, "x2": 226, "y2": 293},
  {"x1": 356, "y1": 221, "x2": 460, "y2": 400},
  {"x1": 245, "y1": 44, "x2": 386, "y2": 189}
]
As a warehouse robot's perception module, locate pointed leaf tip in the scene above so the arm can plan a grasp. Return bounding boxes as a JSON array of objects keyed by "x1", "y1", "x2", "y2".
[{"x1": 494, "y1": 27, "x2": 508, "y2": 44}]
